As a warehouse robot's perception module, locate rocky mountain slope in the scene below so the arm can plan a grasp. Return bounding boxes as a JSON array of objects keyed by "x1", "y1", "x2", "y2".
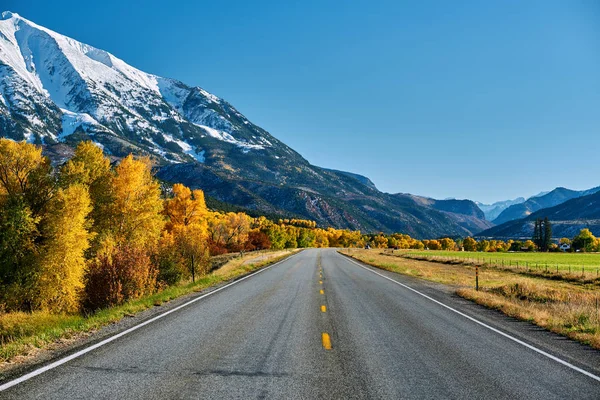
[
  {"x1": 478, "y1": 190, "x2": 600, "y2": 239},
  {"x1": 493, "y1": 187, "x2": 600, "y2": 225},
  {"x1": 0, "y1": 11, "x2": 491, "y2": 238}
]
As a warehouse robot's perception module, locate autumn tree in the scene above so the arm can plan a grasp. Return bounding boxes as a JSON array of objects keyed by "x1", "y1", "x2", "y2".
[
  {"x1": 0, "y1": 138, "x2": 54, "y2": 217},
  {"x1": 108, "y1": 155, "x2": 164, "y2": 248},
  {"x1": 36, "y1": 185, "x2": 92, "y2": 313},
  {"x1": 163, "y1": 184, "x2": 209, "y2": 282},
  {"x1": 83, "y1": 155, "x2": 163, "y2": 308},
  {"x1": 84, "y1": 243, "x2": 157, "y2": 309},
  {"x1": 572, "y1": 228, "x2": 596, "y2": 252},
  {"x1": 476, "y1": 240, "x2": 490, "y2": 252},
  {"x1": 313, "y1": 229, "x2": 330, "y2": 248},
  {"x1": 297, "y1": 228, "x2": 316, "y2": 248},
  {"x1": 439, "y1": 238, "x2": 456, "y2": 251},
  {"x1": 523, "y1": 240, "x2": 536, "y2": 252},
  {"x1": 247, "y1": 230, "x2": 272, "y2": 250},
  {"x1": 60, "y1": 141, "x2": 113, "y2": 250},
  {"x1": 0, "y1": 139, "x2": 53, "y2": 310},
  {"x1": 207, "y1": 212, "x2": 252, "y2": 253},
  {"x1": 372, "y1": 234, "x2": 389, "y2": 249},
  {"x1": 463, "y1": 237, "x2": 477, "y2": 252}
]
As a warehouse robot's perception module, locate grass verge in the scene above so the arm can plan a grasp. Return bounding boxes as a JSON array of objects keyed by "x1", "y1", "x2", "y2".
[
  {"x1": 0, "y1": 250, "x2": 300, "y2": 366},
  {"x1": 339, "y1": 249, "x2": 600, "y2": 349}
]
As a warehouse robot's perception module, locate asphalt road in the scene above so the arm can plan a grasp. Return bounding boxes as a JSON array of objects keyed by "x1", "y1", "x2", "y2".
[{"x1": 2, "y1": 248, "x2": 600, "y2": 399}]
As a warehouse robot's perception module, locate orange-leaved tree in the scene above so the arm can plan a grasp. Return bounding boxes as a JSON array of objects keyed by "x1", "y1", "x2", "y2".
[{"x1": 163, "y1": 184, "x2": 209, "y2": 282}]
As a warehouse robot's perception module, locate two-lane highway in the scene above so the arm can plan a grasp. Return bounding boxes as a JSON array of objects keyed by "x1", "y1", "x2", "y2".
[{"x1": 2, "y1": 249, "x2": 600, "y2": 399}]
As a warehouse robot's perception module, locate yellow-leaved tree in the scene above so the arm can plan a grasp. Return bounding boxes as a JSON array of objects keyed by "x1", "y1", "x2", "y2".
[
  {"x1": 60, "y1": 141, "x2": 113, "y2": 249},
  {"x1": 163, "y1": 184, "x2": 209, "y2": 281},
  {"x1": 0, "y1": 139, "x2": 52, "y2": 311},
  {"x1": 37, "y1": 184, "x2": 92, "y2": 313},
  {"x1": 83, "y1": 154, "x2": 164, "y2": 310},
  {"x1": 109, "y1": 155, "x2": 164, "y2": 248}
]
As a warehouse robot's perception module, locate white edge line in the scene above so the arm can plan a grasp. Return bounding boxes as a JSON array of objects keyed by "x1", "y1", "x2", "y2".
[
  {"x1": 342, "y1": 255, "x2": 600, "y2": 383},
  {"x1": 0, "y1": 251, "x2": 302, "y2": 392}
]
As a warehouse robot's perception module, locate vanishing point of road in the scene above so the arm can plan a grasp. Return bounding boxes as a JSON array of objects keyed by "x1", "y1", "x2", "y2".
[{"x1": 2, "y1": 248, "x2": 600, "y2": 399}]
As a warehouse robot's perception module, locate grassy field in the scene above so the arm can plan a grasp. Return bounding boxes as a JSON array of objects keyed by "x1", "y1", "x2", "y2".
[
  {"x1": 400, "y1": 250, "x2": 600, "y2": 273},
  {"x1": 340, "y1": 249, "x2": 600, "y2": 349},
  {"x1": 0, "y1": 250, "x2": 298, "y2": 367}
]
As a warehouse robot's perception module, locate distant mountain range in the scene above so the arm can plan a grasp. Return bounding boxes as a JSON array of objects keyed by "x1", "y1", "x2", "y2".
[
  {"x1": 492, "y1": 187, "x2": 600, "y2": 225},
  {"x1": 478, "y1": 190, "x2": 600, "y2": 239},
  {"x1": 0, "y1": 11, "x2": 491, "y2": 239},
  {"x1": 476, "y1": 198, "x2": 525, "y2": 221}
]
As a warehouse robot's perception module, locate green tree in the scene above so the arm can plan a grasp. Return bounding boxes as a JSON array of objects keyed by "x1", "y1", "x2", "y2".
[
  {"x1": 572, "y1": 228, "x2": 596, "y2": 252},
  {"x1": 542, "y1": 217, "x2": 552, "y2": 252},
  {"x1": 532, "y1": 219, "x2": 542, "y2": 250}
]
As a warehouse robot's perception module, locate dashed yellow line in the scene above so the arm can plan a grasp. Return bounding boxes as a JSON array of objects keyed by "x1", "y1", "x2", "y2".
[
  {"x1": 321, "y1": 305, "x2": 327, "y2": 313},
  {"x1": 320, "y1": 289, "x2": 324, "y2": 295},
  {"x1": 319, "y1": 280, "x2": 323, "y2": 285},
  {"x1": 322, "y1": 333, "x2": 332, "y2": 350}
]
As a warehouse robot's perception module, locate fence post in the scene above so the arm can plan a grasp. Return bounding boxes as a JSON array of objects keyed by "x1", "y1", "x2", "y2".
[{"x1": 476, "y1": 265, "x2": 479, "y2": 291}]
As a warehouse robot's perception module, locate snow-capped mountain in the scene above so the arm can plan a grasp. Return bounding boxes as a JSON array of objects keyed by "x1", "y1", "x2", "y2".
[
  {"x1": 0, "y1": 11, "x2": 292, "y2": 163},
  {"x1": 0, "y1": 11, "x2": 494, "y2": 238}
]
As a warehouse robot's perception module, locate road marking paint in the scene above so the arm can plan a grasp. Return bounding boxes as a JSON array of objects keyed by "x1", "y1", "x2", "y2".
[
  {"x1": 0, "y1": 251, "x2": 304, "y2": 392},
  {"x1": 319, "y1": 280, "x2": 323, "y2": 284},
  {"x1": 322, "y1": 333, "x2": 332, "y2": 350},
  {"x1": 343, "y1": 256, "x2": 600, "y2": 383},
  {"x1": 321, "y1": 305, "x2": 327, "y2": 312},
  {"x1": 320, "y1": 289, "x2": 324, "y2": 295}
]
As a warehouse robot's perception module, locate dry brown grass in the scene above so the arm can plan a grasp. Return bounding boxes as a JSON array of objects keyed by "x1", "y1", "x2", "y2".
[
  {"x1": 340, "y1": 249, "x2": 600, "y2": 349},
  {"x1": 213, "y1": 249, "x2": 300, "y2": 277}
]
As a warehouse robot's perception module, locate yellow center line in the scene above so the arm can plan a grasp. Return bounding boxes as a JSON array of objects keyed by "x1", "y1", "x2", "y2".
[
  {"x1": 322, "y1": 333, "x2": 332, "y2": 350},
  {"x1": 321, "y1": 305, "x2": 327, "y2": 312},
  {"x1": 320, "y1": 289, "x2": 324, "y2": 295},
  {"x1": 319, "y1": 280, "x2": 323, "y2": 284}
]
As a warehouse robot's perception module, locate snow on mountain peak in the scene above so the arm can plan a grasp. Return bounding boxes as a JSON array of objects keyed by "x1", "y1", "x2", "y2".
[
  {"x1": 0, "y1": 12, "x2": 281, "y2": 162},
  {"x1": 1, "y1": 11, "x2": 17, "y2": 20}
]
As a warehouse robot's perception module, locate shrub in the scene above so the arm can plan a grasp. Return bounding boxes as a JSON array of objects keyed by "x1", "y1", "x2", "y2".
[{"x1": 84, "y1": 244, "x2": 157, "y2": 310}]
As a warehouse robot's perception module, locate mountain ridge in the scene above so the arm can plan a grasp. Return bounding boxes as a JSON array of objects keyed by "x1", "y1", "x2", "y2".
[
  {"x1": 478, "y1": 190, "x2": 600, "y2": 239},
  {"x1": 492, "y1": 186, "x2": 600, "y2": 225},
  {"x1": 0, "y1": 11, "x2": 491, "y2": 238}
]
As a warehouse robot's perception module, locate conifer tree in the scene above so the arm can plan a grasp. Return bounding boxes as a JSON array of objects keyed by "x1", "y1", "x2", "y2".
[{"x1": 543, "y1": 217, "x2": 552, "y2": 252}]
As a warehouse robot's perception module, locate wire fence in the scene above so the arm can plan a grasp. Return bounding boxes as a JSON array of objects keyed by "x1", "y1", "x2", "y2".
[{"x1": 400, "y1": 253, "x2": 600, "y2": 282}]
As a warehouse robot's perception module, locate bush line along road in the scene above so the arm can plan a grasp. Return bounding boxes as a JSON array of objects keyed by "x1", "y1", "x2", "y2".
[{"x1": 1, "y1": 249, "x2": 600, "y2": 399}]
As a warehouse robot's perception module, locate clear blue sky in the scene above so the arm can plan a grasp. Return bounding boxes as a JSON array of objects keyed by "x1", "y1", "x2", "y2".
[{"x1": 5, "y1": 0, "x2": 600, "y2": 203}]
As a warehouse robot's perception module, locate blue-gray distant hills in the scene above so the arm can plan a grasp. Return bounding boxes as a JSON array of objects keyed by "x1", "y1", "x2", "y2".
[
  {"x1": 0, "y1": 11, "x2": 493, "y2": 238},
  {"x1": 492, "y1": 187, "x2": 600, "y2": 225},
  {"x1": 476, "y1": 197, "x2": 525, "y2": 221},
  {"x1": 478, "y1": 190, "x2": 600, "y2": 239}
]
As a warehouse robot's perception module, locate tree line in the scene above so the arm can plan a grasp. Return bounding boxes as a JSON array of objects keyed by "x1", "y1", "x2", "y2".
[
  {"x1": 1, "y1": 139, "x2": 597, "y2": 315},
  {"x1": 0, "y1": 140, "x2": 367, "y2": 314}
]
